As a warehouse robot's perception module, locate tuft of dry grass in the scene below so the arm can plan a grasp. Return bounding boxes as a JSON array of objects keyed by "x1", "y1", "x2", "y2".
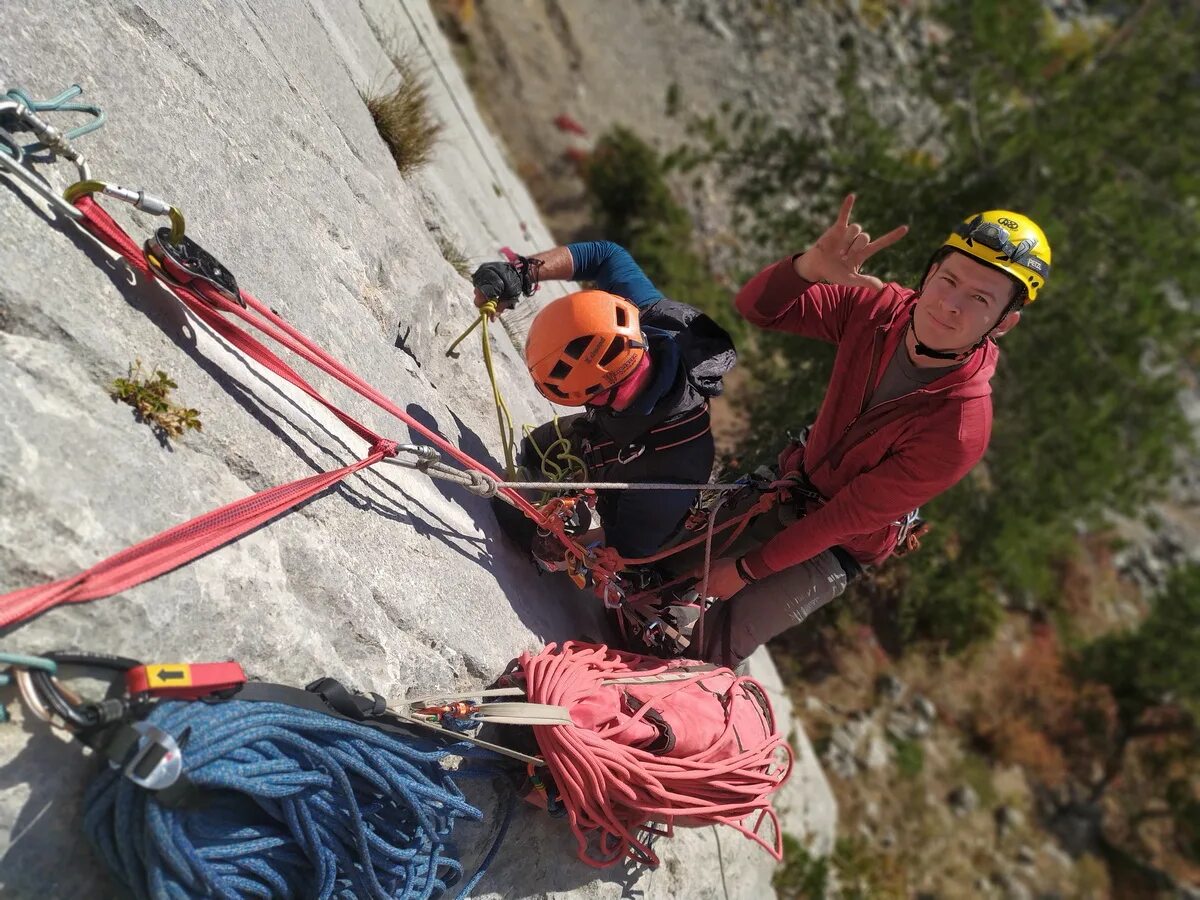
[
  {"x1": 363, "y1": 54, "x2": 442, "y2": 175},
  {"x1": 433, "y1": 232, "x2": 470, "y2": 279}
]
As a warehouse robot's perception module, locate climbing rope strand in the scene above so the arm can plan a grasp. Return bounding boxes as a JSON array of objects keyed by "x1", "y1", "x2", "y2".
[
  {"x1": 381, "y1": 451, "x2": 749, "y2": 495},
  {"x1": 693, "y1": 492, "x2": 731, "y2": 657},
  {"x1": 78, "y1": 192, "x2": 542, "y2": 517},
  {"x1": 525, "y1": 418, "x2": 588, "y2": 484},
  {"x1": 478, "y1": 310, "x2": 519, "y2": 478},
  {"x1": 0, "y1": 452, "x2": 390, "y2": 629},
  {"x1": 498, "y1": 480, "x2": 746, "y2": 492},
  {"x1": 445, "y1": 301, "x2": 520, "y2": 478}
]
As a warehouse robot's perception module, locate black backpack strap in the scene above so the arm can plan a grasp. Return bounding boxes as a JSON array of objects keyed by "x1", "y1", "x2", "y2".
[
  {"x1": 221, "y1": 679, "x2": 408, "y2": 737},
  {"x1": 305, "y1": 676, "x2": 388, "y2": 720}
]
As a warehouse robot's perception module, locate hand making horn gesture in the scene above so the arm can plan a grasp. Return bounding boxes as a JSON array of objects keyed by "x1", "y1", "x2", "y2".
[{"x1": 794, "y1": 194, "x2": 908, "y2": 291}]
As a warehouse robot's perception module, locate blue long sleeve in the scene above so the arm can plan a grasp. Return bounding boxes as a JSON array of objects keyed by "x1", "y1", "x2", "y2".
[{"x1": 566, "y1": 241, "x2": 663, "y2": 310}]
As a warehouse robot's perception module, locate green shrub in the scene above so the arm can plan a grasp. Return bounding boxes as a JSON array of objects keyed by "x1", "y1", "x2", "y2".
[
  {"x1": 773, "y1": 833, "x2": 831, "y2": 899},
  {"x1": 109, "y1": 361, "x2": 202, "y2": 442},
  {"x1": 583, "y1": 126, "x2": 743, "y2": 337},
  {"x1": 891, "y1": 737, "x2": 925, "y2": 780}
]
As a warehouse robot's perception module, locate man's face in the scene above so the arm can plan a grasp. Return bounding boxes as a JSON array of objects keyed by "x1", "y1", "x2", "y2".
[{"x1": 914, "y1": 252, "x2": 1020, "y2": 350}]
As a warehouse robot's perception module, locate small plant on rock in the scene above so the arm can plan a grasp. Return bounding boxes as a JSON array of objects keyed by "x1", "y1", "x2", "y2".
[
  {"x1": 363, "y1": 49, "x2": 442, "y2": 174},
  {"x1": 109, "y1": 360, "x2": 202, "y2": 442},
  {"x1": 432, "y1": 231, "x2": 471, "y2": 278}
]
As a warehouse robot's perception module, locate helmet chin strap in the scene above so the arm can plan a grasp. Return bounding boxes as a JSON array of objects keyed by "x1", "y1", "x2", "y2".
[{"x1": 908, "y1": 303, "x2": 1012, "y2": 362}]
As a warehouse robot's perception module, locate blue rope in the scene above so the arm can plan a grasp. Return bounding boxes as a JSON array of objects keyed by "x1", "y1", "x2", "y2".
[
  {"x1": 83, "y1": 700, "x2": 511, "y2": 899},
  {"x1": 0, "y1": 84, "x2": 106, "y2": 158}
]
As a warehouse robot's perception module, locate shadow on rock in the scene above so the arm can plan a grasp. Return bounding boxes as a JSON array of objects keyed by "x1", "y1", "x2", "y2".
[
  {"x1": 0, "y1": 703, "x2": 119, "y2": 898},
  {"x1": 455, "y1": 776, "x2": 655, "y2": 899},
  {"x1": 404, "y1": 404, "x2": 615, "y2": 646}
]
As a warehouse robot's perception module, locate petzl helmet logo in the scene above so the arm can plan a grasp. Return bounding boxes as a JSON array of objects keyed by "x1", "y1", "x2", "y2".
[{"x1": 997, "y1": 216, "x2": 1020, "y2": 230}]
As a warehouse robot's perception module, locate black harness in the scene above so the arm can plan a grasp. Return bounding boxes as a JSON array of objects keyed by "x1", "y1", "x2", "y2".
[{"x1": 579, "y1": 402, "x2": 712, "y2": 470}]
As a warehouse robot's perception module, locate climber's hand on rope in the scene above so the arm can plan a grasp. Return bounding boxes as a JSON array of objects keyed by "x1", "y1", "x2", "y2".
[
  {"x1": 472, "y1": 286, "x2": 514, "y2": 319},
  {"x1": 696, "y1": 556, "x2": 747, "y2": 602}
]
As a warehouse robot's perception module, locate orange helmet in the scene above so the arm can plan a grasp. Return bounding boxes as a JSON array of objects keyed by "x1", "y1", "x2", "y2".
[{"x1": 524, "y1": 290, "x2": 646, "y2": 405}]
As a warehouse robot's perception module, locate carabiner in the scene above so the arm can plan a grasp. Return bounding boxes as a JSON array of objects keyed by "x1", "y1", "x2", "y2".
[
  {"x1": 0, "y1": 85, "x2": 101, "y2": 222},
  {"x1": 0, "y1": 132, "x2": 89, "y2": 221},
  {"x1": 616, "y1": 443, "x2": 645, "y2": 465}
]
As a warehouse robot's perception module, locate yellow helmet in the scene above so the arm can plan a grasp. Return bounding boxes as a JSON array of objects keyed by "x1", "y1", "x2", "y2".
[{"x1": 943, "y1": 210, "x2": 1052, "y2": 303}]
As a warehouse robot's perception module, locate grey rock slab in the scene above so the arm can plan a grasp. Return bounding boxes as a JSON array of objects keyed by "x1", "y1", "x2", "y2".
[
  {"x1": 912, "y1": 692, "x2": 937, "y2": 722},
  {"x1": 861, "y1": 727, "x2": 892, "y2": 771},
  {"x1": 0, "y1": 1, "x2": 833, "y2": 897},
  {"x1": 747, "y1": 646, "x2": 838, "y2": 859},
  {"x1": 949, "y1": 784, "x2": 981, "y2": 816},
  {"x1": 887, "y1": 707, "x2": 932, "y2": 741},
  {"x1": 994, "y1": 803, "x2": 1026, "y2": 840}
]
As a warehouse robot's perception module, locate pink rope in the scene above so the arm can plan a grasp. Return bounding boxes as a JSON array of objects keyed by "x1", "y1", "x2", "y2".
[
  {"x1": 516, "y1": 641, "x2": 791, "y2": 868},
  {"x1": 0, "y1": 196, "x2": 548, "y2": 628}
]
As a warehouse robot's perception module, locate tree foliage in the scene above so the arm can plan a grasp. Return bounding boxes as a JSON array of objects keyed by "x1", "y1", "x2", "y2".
[
  {"x1": 1077, "y1": 564, "x2": 1200, "y2": 727},
  {"x1": 583, "y1": 126, "x2": 743, "y2": 336},
  {"x1": 703, "y1": 0, "x2": 1200, "y2": 647}
]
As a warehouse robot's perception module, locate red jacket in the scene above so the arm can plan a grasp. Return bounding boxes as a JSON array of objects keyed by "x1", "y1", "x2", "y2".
[{"x1": 736, "y1": 256, "x2": 998, "y2": 576}]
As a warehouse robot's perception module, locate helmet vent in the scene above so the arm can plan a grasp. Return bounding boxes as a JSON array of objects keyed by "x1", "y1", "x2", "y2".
[
  {"x1": 585, "y1": 384, "x2": 603, "y2": 396},
  {"x1": 563, "y1": 336, "x2": 591, "y2": 359},
  {"x1": 615, "y1": 306, "x2": 628, "y2": 327},
  {"x1": 549, "y1": 361, "x2": 572, "y2": 380},
  {"x1": 598, "y1": 337, "x2": 627, "y2": 366},
  {"x1": 545, "y1": 383, "x2": 570, "y2": 399}
]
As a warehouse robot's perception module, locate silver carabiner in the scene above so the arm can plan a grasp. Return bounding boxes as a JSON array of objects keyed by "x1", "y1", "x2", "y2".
[
  {"x1": 0, "y1": 98, "x2": 91, "y2": 222},
  {"x1": 615, "y1": 444, "x2": 645, "y2": 465}
]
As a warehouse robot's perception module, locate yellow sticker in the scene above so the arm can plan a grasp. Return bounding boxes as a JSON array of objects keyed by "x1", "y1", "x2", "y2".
[{"x1": 145, "y1": 664, "x2": 193, "y2": 688}]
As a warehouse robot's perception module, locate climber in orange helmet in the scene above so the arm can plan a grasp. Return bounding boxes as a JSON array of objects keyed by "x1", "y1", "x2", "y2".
[{"x1": 470, "y1": 241, "x2": 737, "y2": 565}]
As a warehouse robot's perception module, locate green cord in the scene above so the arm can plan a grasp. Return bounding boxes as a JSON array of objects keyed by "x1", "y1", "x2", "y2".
[
  {"x1": 522, "y1": 418, "x2": 588, "y2": 504},
  {"x1": 445, "y1": 303, "x2": 590, "y2": 488},
  {"x1": 0, "y1": 652, "x2": 58, "y2": 674},
  {"x1": 1, "y1": 85, "x2": 106, "y2": 158},
  {"x1": 478, "y1": 311, "x2": 520, "y2": 479}
]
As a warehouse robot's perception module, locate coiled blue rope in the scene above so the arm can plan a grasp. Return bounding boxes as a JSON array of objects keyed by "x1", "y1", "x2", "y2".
[{"x1": 82, "y1": 699, "x2": 513, "y2": 899}]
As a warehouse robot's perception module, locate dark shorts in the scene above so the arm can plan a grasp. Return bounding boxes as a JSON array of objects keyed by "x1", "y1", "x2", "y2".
[{"x1": 657, "y1": 484, "x2": 862, "y2": 668}]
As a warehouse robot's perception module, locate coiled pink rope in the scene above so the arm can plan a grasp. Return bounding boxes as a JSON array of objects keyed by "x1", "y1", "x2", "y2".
[{"x1": 516, "y1": 641, "x2": 791, "y2": 867}]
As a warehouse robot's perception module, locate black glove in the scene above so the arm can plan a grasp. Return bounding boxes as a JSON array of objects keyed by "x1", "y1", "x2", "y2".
[
  {"x1": 472, "y1": 261, "x2": 526, "y2": 302},
  {"x1": 472, "y1": 256, "x2": 544, "y2": 304}
]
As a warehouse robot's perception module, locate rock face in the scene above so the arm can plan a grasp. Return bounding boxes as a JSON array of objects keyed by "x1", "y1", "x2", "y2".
[
  {"x1": 448, "y1": 0, "x2": 943, "y2": 266},
  {"x1": 0, "y1": 2, "x2": 834, "y2": 897}
]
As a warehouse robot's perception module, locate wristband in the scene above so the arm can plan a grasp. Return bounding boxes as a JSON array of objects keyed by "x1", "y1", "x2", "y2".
[{"x1": 734, "y1": 555, "x2": 760, "y2": 585}]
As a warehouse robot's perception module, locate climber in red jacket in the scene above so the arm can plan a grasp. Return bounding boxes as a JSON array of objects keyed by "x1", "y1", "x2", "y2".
[{"x1": 696, "y1": 195, "x2": 1053, "y2": 666}]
